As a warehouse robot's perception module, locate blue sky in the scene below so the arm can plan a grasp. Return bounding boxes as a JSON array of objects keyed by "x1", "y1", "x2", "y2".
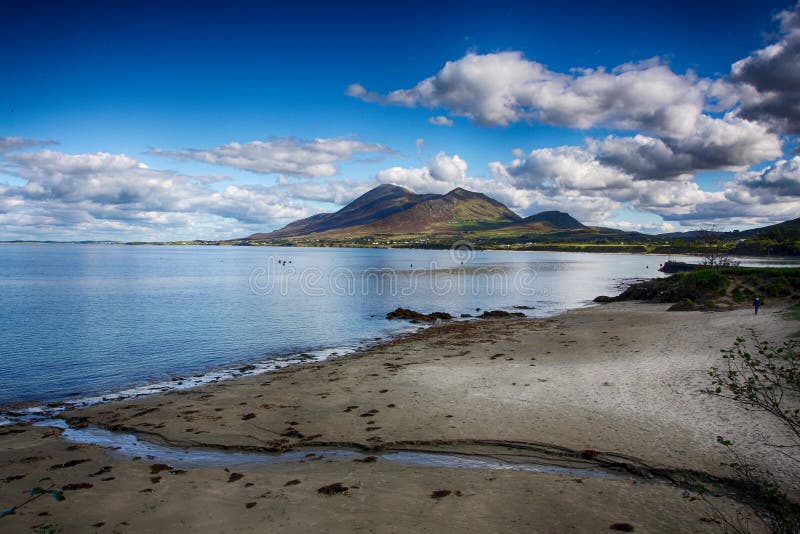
[{"x1": 1, "y1": 0, "x2": 799, "y2": 240}]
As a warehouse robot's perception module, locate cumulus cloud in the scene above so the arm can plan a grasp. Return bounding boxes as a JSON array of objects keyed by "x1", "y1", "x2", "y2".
[
  {"x1": 0, "y1": 136, "x2": 57, "y2": 154},
  {"x1": 725, "y1": 156, "x2": 800, "y2": 204},
  {"x1": 731, "y1": 2, "x2": 800, "y2": 133},
  {"x1": 349, "y1": 52, "x2": 708, "y2": 137},
  {"x1": 427, "y1": 115, "x2": 454, "y2": 127},
  {"x1": 588, "y1": 115, "x2": 781, "y2": 180},
  {"x1": 150, "y1": 136, "x2": 396, "y2": 178},
  {"x1": 344, "y1": 83, "x2": 381, "y2": 103},
  {"x1": 374, "y1": 151, "x2": 617, "y2": 223},
  {"x1": 376, "y1": 152, "x2": 473, "y2": 195},
  {"x1": 0, "y1": 150, "x2": 316, "y2": 240},
  {"x1": 495, "y1": 146, "x2": 800, "y2": 227}
]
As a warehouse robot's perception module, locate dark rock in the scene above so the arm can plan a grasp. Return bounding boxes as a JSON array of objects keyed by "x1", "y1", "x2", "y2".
[
  {"x1": 609, "y1": 523, "x2": 634, "y2": 532},
  {"x1": 386, "y1": 308, "x2": 452, "y2": 322},
  {"x1": 317, "y1": 482, "x2": 348, "y2": 495},
  {"x1": 479, "y1": 310, "x2": 525, "y2": 319},
  {"x1": 593, "y1": 295, "x2": 614, "y2": 303},
  {"x1": 658, "y1": 261, "x2": 698, "y2": 273}
]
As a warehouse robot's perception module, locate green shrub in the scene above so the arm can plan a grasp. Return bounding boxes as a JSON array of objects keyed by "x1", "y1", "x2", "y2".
[{"x1": 732, "y1": 286, "x2": 744, "y2": 303}]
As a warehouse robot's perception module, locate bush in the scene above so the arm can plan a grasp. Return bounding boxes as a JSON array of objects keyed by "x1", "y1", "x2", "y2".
[
  {"x1": 732, "y1": 286, "x2": 745, "y2": 303},
  {"x1": 703, "y1": 336, "x2": 800, "y2": 532}
]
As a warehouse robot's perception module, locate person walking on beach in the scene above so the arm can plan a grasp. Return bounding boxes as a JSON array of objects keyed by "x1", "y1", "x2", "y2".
[{"x1": 753, "y1": 296, "x2": 761, "y2": 315}]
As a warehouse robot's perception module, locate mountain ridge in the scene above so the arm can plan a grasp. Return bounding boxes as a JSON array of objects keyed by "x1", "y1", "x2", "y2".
[
  {"x1": 250, "y1": 185, "x2": 524, "y2": 240},
  {"x1": 239, "y1": 184, "x2": 799, "y2": 256}
]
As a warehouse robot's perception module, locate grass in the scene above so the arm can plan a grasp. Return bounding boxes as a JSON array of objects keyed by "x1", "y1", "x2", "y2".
[{"x1": 785, "y1": 302, "x2": 800, "y2": 321}]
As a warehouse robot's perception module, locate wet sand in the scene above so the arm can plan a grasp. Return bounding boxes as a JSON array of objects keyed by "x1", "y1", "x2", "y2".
[{"x1": 2, "y1": 301, "x2": 797, "y2": 532}]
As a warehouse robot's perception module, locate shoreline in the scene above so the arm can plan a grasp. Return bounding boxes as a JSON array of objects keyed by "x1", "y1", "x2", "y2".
[
  {"x1": 0, "y1": 303, "x2": 591, "y2": 424},
  {"x1": 4, "y1": 241, "x2": 800, "y2": 263},
  {"x1": 0, "y1": 322, "x2": 426, "y2": 422},
  {"x1": 2, "y1": 300, "x2": 797, "y2": 531}
]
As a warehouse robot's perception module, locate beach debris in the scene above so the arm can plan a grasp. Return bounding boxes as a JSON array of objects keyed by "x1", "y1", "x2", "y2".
[
  {"x1": 61, "y1": 482, "x2": 93, "y2": 491},
  {"x1": 149, "y1": 463, "x2": 173, "y2": 475},
  {"x1": 245, "y1": 502, "x2": 257, "y2": 509},
  {"x1": 317, "y1": 482, "x2": 348, "y2": 495},
  {"x1": 609, "y1": 523, "x2": 634, "y2": 531},
  {"x1": 241, "y1": 413, "x2": 256, "y2": 420},
  {"x1": 386, "y1": 308, "x2": 453, "y2": 323},
  {"x1": 227, "y1": 473, "x2": 244, "y2": 483},
  {"x1": 284, "y1": 479, "x2": 302, "y2": 486},
  {"x1": 430, "y1": 489, "x2": 451, "y2": 499},
  {"x1": 50, "y1": 459, "x2": 92, "y2": 470},
  {"x1": 281, "y1": 427, "x2": 305, "y2": 438}
]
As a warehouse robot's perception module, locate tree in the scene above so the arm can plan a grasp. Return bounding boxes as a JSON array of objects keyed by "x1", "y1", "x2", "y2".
[
  {"x1": 695, "y1": 224, "x2": 740, "y2": 268},
  {"x1": 703, "y1": 335, "x2": 800, "y2": 532}
]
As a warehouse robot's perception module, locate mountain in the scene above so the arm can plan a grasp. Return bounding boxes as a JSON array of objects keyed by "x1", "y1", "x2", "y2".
[
  {"x1": 249, "y1": 185, "x2": 522, "y2": 239},
  {"x1": 250, "y1": 184, "x2": 435, "y2": 238},
  {"x1": 232, "y1": 184, "x2": 797, "y2": 255}
]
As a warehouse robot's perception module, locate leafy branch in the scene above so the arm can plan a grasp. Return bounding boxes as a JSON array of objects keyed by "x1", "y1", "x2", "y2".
[{"x1": 0, "y1": 477, "x2": 65, "y2": 519}]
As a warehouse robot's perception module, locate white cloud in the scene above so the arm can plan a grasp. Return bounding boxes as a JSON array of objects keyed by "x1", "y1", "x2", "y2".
[
  {"x1": 427, "y1": 115, "x2": 454, "y2": 127},
  {"x1": 349, "y1": 52, "x2": 707, "y2": 137},
  {"x1": 587, "y1": 115, "x2": 781, "y2": 180},
  {"x1": 150, "y1": 136, "x2": 396, "y2": 178},
  {"x1": 1, "y1": 150, "x2": 316, "y2": 240},
  {"x1": 344, "y1": 83, "x2": 381, "y2": 103}
]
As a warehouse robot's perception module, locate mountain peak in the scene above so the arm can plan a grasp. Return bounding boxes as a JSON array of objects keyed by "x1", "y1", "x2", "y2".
[
  {"x1": 444, "y1": 187, "x2": 476, "y2": 198},
  {"x1": 371, "y1": 183, "x2": 414, "y2": 194}
]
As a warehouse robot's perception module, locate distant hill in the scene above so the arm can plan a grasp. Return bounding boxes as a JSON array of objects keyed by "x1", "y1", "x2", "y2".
[
  {"x1": 737, "y1": 217, "x2": 800, "y2": 240},
  {"x1": 507, "y1": 211, "x2": 586, "y2": 232}
]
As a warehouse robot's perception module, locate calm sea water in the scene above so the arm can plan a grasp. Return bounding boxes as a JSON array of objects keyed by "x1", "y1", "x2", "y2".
[{"x1": 0, "y1": 244, "x2": 793, "y2": 408}]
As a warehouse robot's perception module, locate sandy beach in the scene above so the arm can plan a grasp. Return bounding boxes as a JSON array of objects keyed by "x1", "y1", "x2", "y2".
[{"x1": 2, "y1": 300, "x2": 798, "y2": 532}]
